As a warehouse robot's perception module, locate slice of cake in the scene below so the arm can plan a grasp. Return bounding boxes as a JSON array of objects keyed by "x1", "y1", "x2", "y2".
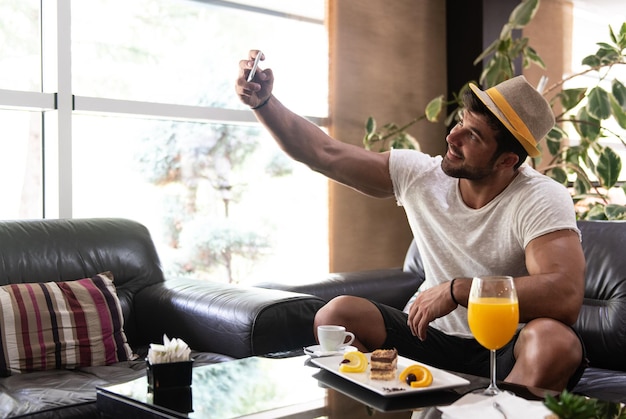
[{"x1": 369, "y1": 348, "x2": 398, "y2": 380}]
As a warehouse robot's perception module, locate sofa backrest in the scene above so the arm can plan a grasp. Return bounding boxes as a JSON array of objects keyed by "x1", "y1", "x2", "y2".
[
  {"x1": 575, "y1": 220, "x2": 626, "y2": 372},
  {"x1": 0, "y1": 218, "x2": 164, "y2": 344},
  {"x1": 402, "y1": 220, "x2": 626, "y2": 372}
]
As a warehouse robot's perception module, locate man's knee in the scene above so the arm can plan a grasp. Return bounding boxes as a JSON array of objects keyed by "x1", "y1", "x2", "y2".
[
  {"x1": 509, "y1": 318, "x2": 583, "y2": 390},
  {"x1": 516, "y1": 318, "x2": 582, "y2": 364},
  {"x1": 313, "y1": 295, "x2": 386, "y2": 350},
  {"x1": 314, "y1": 295, "x2": 369, "y2": 328}
]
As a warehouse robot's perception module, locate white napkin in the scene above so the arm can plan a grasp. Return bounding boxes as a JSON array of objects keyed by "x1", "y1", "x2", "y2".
[
  {"x1": 147, "y1": 334, "x2": 191, "y2": 364},
  {"x1": 439, "y1": 392, "x2": 553, "y2": 419}
]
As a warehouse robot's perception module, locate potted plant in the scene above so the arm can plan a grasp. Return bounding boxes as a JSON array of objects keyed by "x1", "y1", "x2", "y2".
[{"x1": 364, "y1": 0, "x2": 626, "y2": 220}]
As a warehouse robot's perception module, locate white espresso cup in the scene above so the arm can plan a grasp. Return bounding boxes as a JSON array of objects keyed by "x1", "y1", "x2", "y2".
[{"x1": 317, "y1": 325, "x2": 355, "y2": 352}]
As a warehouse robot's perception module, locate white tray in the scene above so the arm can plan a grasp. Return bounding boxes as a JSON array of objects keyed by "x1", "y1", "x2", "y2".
[{"x1": 311, "y1": 352, "x2": 470, "y2": 397}]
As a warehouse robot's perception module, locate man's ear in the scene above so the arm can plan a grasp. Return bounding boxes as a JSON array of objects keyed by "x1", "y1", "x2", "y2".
[{"x1": 498, "y1": 152, "x2": 519, "y2": 169}]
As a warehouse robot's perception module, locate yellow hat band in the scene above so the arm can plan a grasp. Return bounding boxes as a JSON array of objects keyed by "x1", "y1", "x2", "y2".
[{"x1": 486, "y1": 87, "x2": 537, "y2": 155}]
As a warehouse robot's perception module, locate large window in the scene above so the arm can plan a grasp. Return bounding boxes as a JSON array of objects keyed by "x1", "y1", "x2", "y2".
[{"x1": 0, "y1": 0, "x2": 329, "y2": 284}]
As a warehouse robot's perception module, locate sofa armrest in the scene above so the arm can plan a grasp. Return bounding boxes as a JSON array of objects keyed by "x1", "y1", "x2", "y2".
[
  {"x1": 133, "y1": 278, "x2": 326, "y2": 359},
  {"x1": 255, "y1": 268, "x2": 422, "y2": 311}
]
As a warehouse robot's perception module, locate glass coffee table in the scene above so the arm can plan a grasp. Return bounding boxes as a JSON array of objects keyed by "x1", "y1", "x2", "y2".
[{"x1": 97, "y1": 354, "x2": 554, "y2": 418}]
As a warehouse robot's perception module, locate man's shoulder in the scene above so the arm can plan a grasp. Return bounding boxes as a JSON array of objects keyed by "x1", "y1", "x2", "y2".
[
  {"x1": 390, "y1": 149, "x2": 442, "y2": 165},
  {"x1": 518, "y1": 164, "x2": 552, "y2": 180},
  {"x1": 390, "y1": 149, "x2": 444, "y2": 180},
  {"x1": 512, "y1": 166, "x2": 578, "y2": 240},
  {"x1": 517, "y1": 165, "x2": 569, "y2": 192}
]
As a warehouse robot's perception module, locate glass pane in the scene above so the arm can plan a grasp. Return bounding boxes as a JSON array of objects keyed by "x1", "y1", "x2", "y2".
[
  {"x1": 72, "y1": 114, "x2": 328, "y2": 284},
  {"x1": 0, "y1": 110, "x2": 42, "y2": 218},
  {"x1": 71, "y1": 0, "x2": 328, "y2": 117},
  {"x1": 0, "y1": 0, "x2": 41, "y2": 91},
  {"x1": 570, "y1": 1, "x2": 626, "y2": 182}
]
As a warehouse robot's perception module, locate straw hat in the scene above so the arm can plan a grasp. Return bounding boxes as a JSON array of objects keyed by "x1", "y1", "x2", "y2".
[{"x1": 469, "y1": 76, "x2": 555, "y2": 157}]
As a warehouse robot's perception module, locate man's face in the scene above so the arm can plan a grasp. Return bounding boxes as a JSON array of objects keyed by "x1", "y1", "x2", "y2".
[{"x1": 441, "y1": 110, "x2": 502, "y2": 180}]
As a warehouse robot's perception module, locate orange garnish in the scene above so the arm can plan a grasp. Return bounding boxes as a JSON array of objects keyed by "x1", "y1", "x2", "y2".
[
  {"x1": 399, "y1": 364, "x2": 433, "y2": 387},
  {"x1": 339, "y1": 351, "x2": 368, "y2": 373}
]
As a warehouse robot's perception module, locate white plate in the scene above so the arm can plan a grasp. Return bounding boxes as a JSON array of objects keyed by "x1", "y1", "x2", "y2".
[
  {"x1": 303, "y1": 345, "x2": 358, "y2": 358},
  {"x1": 311, "y1": 353, "x2": 470, "y2": 397}
]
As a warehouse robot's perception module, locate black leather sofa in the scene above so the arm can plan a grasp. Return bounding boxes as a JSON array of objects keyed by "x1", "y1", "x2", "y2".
[
  {"x1": 257, "y1": 220, "x2": 626, "y2": 404},
  {"x1": 0, "y1": 218, "x2": 325, "y2": 418},
  {"x1": 0, "y1": 218, "x2": 624, "y2": 418}
]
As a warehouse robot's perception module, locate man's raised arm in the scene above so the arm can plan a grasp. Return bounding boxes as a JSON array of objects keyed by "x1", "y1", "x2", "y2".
[{"x1": 235, "y1": 50, "x2": 394, "y2": 199}]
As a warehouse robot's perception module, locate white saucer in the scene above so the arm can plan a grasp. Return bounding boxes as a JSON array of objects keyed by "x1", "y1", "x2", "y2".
[{"x1": 303, "y1": 344, "x2": 358, "y2": 358}]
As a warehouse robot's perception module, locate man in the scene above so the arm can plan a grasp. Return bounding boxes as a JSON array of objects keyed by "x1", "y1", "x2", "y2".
[{"x1": 236, "y1": 50, "x2": 586, "y2": 391}]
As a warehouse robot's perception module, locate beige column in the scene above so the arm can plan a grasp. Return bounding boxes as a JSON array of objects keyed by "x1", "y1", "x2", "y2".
[
  {"x1": 327, "y1": 0, "x2": 447, "y2": 271},
  {"x1": 523, "y1": 0, "x2": 573, "y2": 114}
]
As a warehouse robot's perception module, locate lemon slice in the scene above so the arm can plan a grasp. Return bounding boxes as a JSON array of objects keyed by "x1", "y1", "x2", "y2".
[
  {"x1": 399, "y1": 364, "x2": 433, "y2": 387},
  {"x1": 339, "y1": 351, "x2": 368, "y2": 373}
]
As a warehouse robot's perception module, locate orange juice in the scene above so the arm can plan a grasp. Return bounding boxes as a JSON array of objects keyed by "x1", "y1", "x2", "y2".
[{"x1": 468, "y1": 297, "x2": 519, "y2": 350}]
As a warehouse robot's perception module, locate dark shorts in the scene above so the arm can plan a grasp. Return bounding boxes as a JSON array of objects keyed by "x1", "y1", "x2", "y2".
[{"x1": 373, "y1": 301, "x2": 588, "y2": 390}]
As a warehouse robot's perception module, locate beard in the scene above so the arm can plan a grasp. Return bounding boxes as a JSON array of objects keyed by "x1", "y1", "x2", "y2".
[{"x1": 441, "y1": 148, "x2": 499, "y2": 180}]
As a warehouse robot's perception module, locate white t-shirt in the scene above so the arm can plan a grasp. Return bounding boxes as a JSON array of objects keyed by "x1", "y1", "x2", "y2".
[{"x1": 389, "y1": 149, "x2": 580, "y2": 338}]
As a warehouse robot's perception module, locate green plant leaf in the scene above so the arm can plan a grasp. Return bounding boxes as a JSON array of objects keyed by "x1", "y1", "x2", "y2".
[
  {"x1": 582, "y1": 54, "x2": 601, "y2": 67},
  {"x1": 618, "y1": 22, "x2": 626, "y2": 48},
  {"x1": 559, "y1": 88, "x2": 587, "y2": 112},
  {"x1": 497, "y1": 37, "x2": 513, "y2": 54},
  {"x1": 610, "y1": 24, "x2": 618, "y2": 44},
  {"x1": 544, "y1": 390, "x2": 604, "y2": 419},
  {"x1": 509, "y1": 37, "x2": 529, "y2": 58},
  {"x1": 548, "y1": 167, "x2": 568, "y2": 185},
  {"x1": 605, "y1": 204, "x2": 626, "y2": 220},
  {"x1": 587, "y1": 87, "x2": 612, "y2": 120},
  {"x1": 523, "y1": 45, "x2": 546, "y2": 69},
  {"x1": 508, "y1": 0, "x2": 539, "y2": 28},
  {"x1": 499, "y1": 22, "x2": 514, "y2": 39},
  {"x1": 610, "y1": 94, "x2": 626, "y2": 129},
  {"x1": 612, "y1": 79, "x2": 626, "y2": 108},
  {"x1": 546, "y1": 126, "x2": 565, "y2": 155},
  {"x1": 574, "y1": 108, "x2": 601, "y2": 140},
  {"x1": 574, "y1": 176, "x2": 591, "y2": 196},
  {"x1": 365, "y1": 116, "x2": 376, "y2": 135},
  {"x1": 596, "y1": 41, "x2": 618, "y2": 51},
  {"x1": 565, "y1": 144, "x2": 583, "y2": 165},
  {"x1": 480, "y1": 54, "x2": 515, "y2": 87},
  {"x1": 608, "y1": 23, "x2": 626, "y2": 48},
  {"x1": 587, "y1": 204, "x2": 609, "y2": 220},
  {"x1": 595, "y1": 46, "x2": 621, "y2": 64},
  {"x1": 596, "y1": 146, "x2": 622, "y2": 188},
  {"x1": 425, "y1": 95, "x2": 445, "y2": 122},
  {"x1": 583, "y1": 146, "x2": 598, "y2": 174},
  {"x1": 390, "y1": 132, "x2": 417, "y2": 150}
]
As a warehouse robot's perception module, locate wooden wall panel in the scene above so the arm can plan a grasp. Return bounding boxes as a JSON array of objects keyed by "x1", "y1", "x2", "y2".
[
  {"x1": 327, "y1": 0, "x2": 447, "y2": 271},
  {"x1": 523, "y1": 0, "x2": 573, "y2": 119}
]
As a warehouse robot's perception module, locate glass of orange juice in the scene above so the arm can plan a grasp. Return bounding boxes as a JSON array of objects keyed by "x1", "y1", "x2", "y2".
[{"x1": 468, "y1": 275, "x2": 519, "y2": 396}]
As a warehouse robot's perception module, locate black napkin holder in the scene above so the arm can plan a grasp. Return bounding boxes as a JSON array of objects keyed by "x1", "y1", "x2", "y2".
[
  {"x1": 151, "y1": 386, "x2": 193, "y2": 413},
  {"x1": 146, "y1": 359, "x2": 193, "y2": 390}
]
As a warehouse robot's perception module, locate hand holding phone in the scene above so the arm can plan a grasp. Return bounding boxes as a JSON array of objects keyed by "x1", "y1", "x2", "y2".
[{"x1": 247, "y1": 51, "x2": 263, "y2": 82}]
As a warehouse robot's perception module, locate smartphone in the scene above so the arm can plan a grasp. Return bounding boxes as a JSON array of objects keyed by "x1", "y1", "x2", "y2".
[{"x1": 247, "y1": 52, "x2": 263, "y2": 82}]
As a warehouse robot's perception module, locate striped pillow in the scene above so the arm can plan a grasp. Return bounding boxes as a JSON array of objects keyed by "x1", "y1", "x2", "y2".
[{"x1": 0, "y1": 272, "x2": 134, "y2": 376}]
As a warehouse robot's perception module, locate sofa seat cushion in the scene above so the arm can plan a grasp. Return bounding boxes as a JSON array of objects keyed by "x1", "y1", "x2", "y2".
[
  {"x1": 0, "y1": 360, "x2": 146, "y2": 417},
  {"x1": 0, "y1": 350, "x2": 233, "y2": 418},
  {"x1": 573, "y1": 367, "x2": 626, "y2": 404},
  {"x1": 0, "y1": 272, "x2": 134, "y2": 376}
]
